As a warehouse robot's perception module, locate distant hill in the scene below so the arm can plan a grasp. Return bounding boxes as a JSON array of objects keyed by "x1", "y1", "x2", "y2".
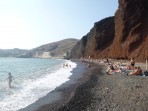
[
  {"x1": 0, "y1": 48, "x2": 29, "y2": 57},
  {"x1": 18, "y1": 38, "x2": 79, "y2": 58}
]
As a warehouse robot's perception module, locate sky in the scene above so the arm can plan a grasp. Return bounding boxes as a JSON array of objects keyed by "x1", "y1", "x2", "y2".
[{"x1": 0, "y1": 0, "x2": 118, "y2": 49}]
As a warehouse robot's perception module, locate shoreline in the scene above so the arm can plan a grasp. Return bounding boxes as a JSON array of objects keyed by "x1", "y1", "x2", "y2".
[
  {"x1": 35, "y1": 62, "x2": 104, "y2": 111},
  {"x1": 20, "y1": 60, "x2": 148, "y2": 111},
  {"x1": 58, "y1": 63, "x2": 106, "y2": 111},
  {"x1": 19, "y1": 61, "x2": 89, "y2": 111}
]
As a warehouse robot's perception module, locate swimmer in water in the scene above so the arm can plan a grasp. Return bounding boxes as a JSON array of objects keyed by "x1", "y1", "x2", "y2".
[{"x1": 6, "y1": 72, "x2": 14, "y2": 88}]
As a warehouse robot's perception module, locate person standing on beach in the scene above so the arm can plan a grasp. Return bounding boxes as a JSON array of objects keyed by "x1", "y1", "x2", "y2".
[{"x1": 6, "y1": 72, "x2": 14, "y2": 88}]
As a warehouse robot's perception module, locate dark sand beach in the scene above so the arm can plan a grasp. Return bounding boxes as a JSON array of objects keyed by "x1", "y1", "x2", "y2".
[{"x1": 20, "y1": 61, "x2": 148, "y2": 111}]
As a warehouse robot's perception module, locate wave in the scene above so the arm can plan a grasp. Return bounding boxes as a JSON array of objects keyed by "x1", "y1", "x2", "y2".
[{"x1": 0, "y1": 60, "x2": 76, "y2": 111}]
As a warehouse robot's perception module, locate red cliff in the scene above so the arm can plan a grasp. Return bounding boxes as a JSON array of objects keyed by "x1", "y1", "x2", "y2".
[
  {"x1": 111, "y1": 0, "x2": 148, "y2": 60},
  {"x1": 68, "y1": 0, "x2": 148, "y2": 61}
]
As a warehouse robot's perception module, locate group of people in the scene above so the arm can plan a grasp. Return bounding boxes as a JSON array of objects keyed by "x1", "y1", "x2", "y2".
[
  {"x1": 106, "y1": 58, "x2": 143, "y2": 76},
  {"x1": 76, "y1": 57, "x2": 147, "y2": 76},
  {"x1": 63, "y1": 63, "x2": 71, "y2": 68},
  {"x1": 127, "y1": 58, "x2": 143, "y2": 75}
]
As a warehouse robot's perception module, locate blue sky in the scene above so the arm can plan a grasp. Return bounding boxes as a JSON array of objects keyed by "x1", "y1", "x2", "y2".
[{"x1": 0, "y1": 0, "x2": 118, "y2": 49}]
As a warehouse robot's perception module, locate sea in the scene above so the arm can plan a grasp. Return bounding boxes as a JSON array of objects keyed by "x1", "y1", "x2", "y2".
[{"x1": 0, "y1": 58, "x2": 76, "y2": 111}]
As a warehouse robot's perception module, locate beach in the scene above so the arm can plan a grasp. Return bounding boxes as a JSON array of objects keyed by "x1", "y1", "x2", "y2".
[
  {"x1": 20, "y1": 61, "x2": 148, "y2": 111},
  {"x1": 19, "y1": 61, "x2": 88, "y2": 111}
]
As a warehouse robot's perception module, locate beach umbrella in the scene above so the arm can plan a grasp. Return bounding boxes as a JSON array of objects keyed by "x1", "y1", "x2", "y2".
[
  {"x1": 144, "y1": 58, "x2": 148, "y2": 76},
  {"x1": 144, "y1": 50, "x2": 148, "y2": 76},
  {"x1": 145, "y1": 50, "x2": 148, "y2": 71},
  {"x1": 146, "y1": 58, "x2": 147, "y2": 71}
]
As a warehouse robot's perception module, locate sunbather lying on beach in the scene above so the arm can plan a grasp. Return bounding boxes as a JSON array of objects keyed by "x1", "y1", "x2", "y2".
[
  {"x1": 106, "y1": 65, "x2": 115, "y2": 74},
  {"x1": 128, "y1": 67, "x2": 142, "y2": 76}
]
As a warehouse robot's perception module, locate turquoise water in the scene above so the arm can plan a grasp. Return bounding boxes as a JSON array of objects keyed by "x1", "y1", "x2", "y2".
[
  {"x1": 0, "y1": 58, "x2": 63, "y2": 82},
  {"x1": 0, "y1": 58, "x2": 76, "y2": 111}
]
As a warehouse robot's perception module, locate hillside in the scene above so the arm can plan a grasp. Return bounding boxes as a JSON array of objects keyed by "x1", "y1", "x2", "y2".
[
  {"x1": 67, "y1": 0, "x2": 148, "y2": 61},
  {"x1": 0, "y1": 48, "x2": 29, "y2": 57},
  {"x1": 19, "y1": 38, "x2": 78, "y2": 58}
]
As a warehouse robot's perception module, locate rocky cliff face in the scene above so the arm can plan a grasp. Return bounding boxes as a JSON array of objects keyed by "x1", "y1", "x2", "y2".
[
  {"x1": 68, "y1": 0, "x2": 148, "y2": 61},
  {"x1": 67, "y1": 17, "x2": 115, "y2": 59},
  {"x1": 67, "y1": 35, "x2": 88, "y2": 59},
  {"x1": 110, "y1": 0, "x2": 148, "y2": 60}
]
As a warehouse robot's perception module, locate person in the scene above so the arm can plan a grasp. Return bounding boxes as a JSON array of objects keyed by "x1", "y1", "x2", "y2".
[
  {"x1": 130, "y1": 58, "x2": 135, "y2": 68},
  {"x1": 6, "y1": 72, "x2": 14, "y2": 88},
  {"x1": 135, "y1": 67, "x2": 143, "y2": 75},
  {"x1": 87, "y1": 64, "x2": 91, "y2": 68},
  {"x1": 106, "y1": 58, "x2": 109, "y2": 63},
  {"x1": 63, "y1": 63, "x2": 65, "y2": 68},
  {"x1": 106, "y1": 64, "x2": 115, "y2": 74},
  {"x1": 128, "y1": 67, "x2": 142, "y2": 76}
]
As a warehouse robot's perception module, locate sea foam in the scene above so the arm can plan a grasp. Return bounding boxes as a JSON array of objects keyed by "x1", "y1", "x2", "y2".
[{"x1": 0, "y1": 59, "x2": 76, "y2": 111}]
